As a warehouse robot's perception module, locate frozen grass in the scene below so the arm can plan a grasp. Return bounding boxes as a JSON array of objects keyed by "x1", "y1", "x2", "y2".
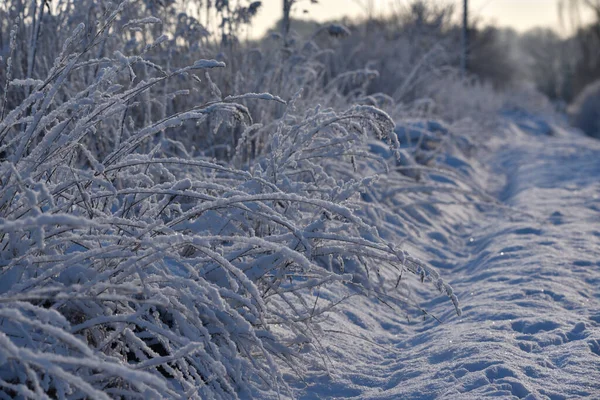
[{"x1": 0, "y1": 1, "x2": 467, "y2": 398}]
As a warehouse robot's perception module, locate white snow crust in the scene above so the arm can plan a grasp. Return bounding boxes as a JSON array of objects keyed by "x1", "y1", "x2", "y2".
[{"x1": 288, "y1": 118, "x2": 600, "y2": 399}]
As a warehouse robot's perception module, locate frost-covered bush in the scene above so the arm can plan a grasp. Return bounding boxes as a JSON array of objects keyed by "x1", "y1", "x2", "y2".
[
  {"x1": 0, "y1": 1, "x2": 462, "y2": 398},
  {"x1": 424, "y1": 77, "x2": 503, "y2": 123},
  {"x1": 568, "y1": 79, "x2": 600, "y2": 139},
  {"x1": 326, "y1": 4, "x2": 459, "y2": 104}
]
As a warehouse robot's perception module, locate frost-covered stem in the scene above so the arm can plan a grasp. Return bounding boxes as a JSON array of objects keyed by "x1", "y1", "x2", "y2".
[
  {"x1": 93, "y1": 20, "x2": 111, "y2": 78},
  {"x1": 39, "y1": 0, "x2": 129, "y2": 92},
  {"x1": 12, "y1": 55, "x2": 79, "y2": 164},
  {"x1": 116, "y1": 101, "x2": 129, "y2": 150},
  {"x1": 0, "y1": 21, "x2": 18, "y2": 122},
  {"x1": 393, "y1": 43, "x2": 444, "y2": 100},
  {"x1": 162, "y1": 39, "x2": 172, "y2": 121},
  {"x1": 26, "y1": 0, "x2": 45, "y2": 83}
]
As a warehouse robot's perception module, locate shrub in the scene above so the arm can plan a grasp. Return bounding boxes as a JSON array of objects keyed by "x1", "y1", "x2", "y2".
[
  {"x1": 0, "y1": 1, "x2": 462, "y2": 398},
  {"x1": 568, "y1": 79, "x2": 600, "y2": 138}
]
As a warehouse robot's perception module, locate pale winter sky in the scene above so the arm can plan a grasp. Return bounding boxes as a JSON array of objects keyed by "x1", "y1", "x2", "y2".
[{"x1": 248, "y1": 0, "x2": 594, "y2": 38}]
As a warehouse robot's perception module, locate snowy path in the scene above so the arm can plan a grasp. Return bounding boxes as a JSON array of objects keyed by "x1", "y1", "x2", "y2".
[{"x1": 298, "y1": 124, "x2": 600, "y2": 399}]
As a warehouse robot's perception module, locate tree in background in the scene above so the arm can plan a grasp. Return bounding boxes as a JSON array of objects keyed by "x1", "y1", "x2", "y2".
[
  {"x1": 468, "y1": 26, "x2": 526, "y2": 89},
  {"x1": 559, "y1": 0, "x2": 600, "y2": 96},
  {"x1": 520, "y1": 28, "x2": 572, "y2": 101}
]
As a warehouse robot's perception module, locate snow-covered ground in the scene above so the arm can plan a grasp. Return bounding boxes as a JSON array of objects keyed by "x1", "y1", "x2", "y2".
[
  {"x1": 4, "y1": 3, "x2": 600, "y2": 397},
  {"x1": 294, "y1": 117, "x2": 600, "y2": 399}
]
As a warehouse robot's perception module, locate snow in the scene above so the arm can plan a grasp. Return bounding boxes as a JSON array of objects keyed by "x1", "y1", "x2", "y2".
[
  {"x1": 285, "y1": 117, "x2": 600, "y2": 399},
  {"x1": 191, "y1": 60, "x2": 227, "y2": 70},
  {"x1": 1, "y1": 3, "x2": 599, "y2": 396}
]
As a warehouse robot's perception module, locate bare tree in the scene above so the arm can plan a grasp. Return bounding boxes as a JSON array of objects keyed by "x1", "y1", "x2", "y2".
[{"x1": 282, "y1": 0, "x2": 293, "y2": 41}]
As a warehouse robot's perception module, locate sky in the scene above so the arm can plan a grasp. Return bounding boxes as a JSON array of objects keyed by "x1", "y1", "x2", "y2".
[{"x1": 248, "y1": 0, "x2": 595, "y2": 38}]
